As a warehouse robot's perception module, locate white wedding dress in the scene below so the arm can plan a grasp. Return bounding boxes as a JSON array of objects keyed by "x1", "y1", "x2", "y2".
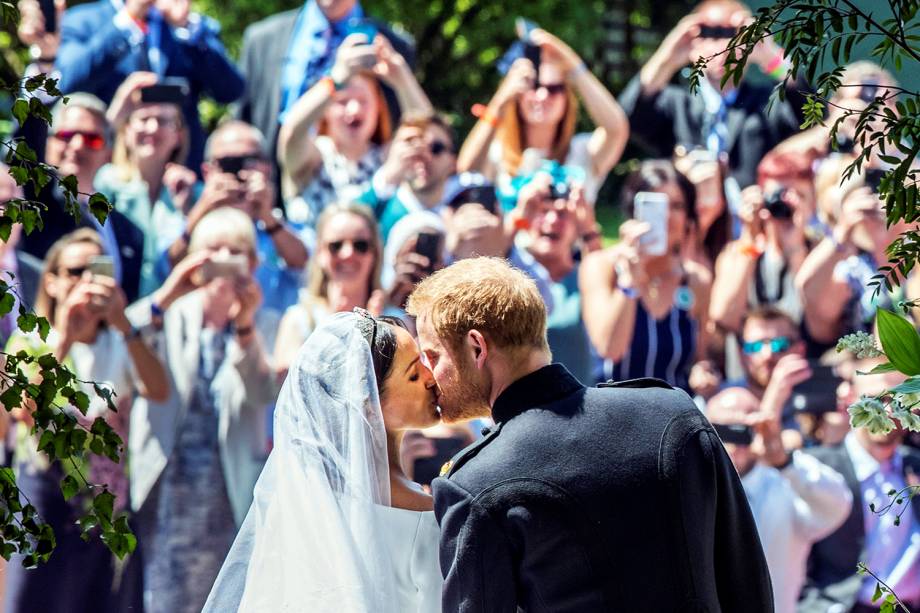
[
  {"x1": 203, "y1": 313, "x2": 443, "y2": 612},
  {"x1": 376, "y1": 505, "x2": 442, "y2": 612}
]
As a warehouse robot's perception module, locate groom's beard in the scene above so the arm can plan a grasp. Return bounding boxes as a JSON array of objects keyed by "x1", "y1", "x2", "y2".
[{"x1": 439, "y1": 357, "x2": 491, "y2": 423}]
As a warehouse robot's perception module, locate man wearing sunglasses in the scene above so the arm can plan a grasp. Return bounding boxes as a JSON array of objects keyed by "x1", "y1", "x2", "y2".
[
  {"x1": 361, "y1": 113, "x2": 457, "y2": 241},
  {"x1": 18, "y1": 94, "x2": 146, "y2": 303},
  {"x1": 706, "y1": 387, "x2": 852, "y2": 613}
]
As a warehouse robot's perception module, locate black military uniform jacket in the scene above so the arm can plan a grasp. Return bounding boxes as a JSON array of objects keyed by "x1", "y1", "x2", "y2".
[{"x1": 432, "y1": 364, "x2": 773, "y2": 613}]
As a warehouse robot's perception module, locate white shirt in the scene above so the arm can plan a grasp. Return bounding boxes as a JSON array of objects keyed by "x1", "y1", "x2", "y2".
[
  {"x1": 844, "y1": 432, "x2": 920, "y2": 605},
  {"x1": 742, "y1": 451, "x2": 853, "y2": 613}
]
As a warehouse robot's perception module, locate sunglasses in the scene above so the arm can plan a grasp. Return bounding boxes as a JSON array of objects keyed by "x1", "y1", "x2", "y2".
[
  {"x1": 429, "y1": 140, "x2": 453, "y2": 156},
  {"x1": 742, "y1": 336, "x2": 793, "y2": 355},
  {"x1": 61, "y1": 266, "x2": 89, "y2": 278},
  {"x1": 52, "y1": 130, "x2": 106, "y2": 151},
  {"x1": 539, "y1": 83, "x2": 567, "y2": 96},
  {"x1": 328, "y1": 238, "x2": 371, "y2": 255},
  {"x1": 698, "y1": 25, "x2": 738, "y2": 39},
  {"x1": 129, "y1": 114, "x2": 181, "y2": 130}
]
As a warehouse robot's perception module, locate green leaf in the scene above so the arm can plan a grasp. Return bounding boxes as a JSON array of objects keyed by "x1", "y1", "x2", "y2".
[
  {"x1": 873, "y1": 581, "x2": 883, "y2": 603},
  {"x1": 0, "y1": 387, "x2": 21, "y2": 411},
  {"x1": 0, "y1": 292, "x2": 13, "y2": 317},
  {"x1": 857, "y1": 362, "x2": 898, "y2": 375},
  {"x1": 877, "y1": 309, "x2": 920, "y2": 376},
  {"x1": 60, "y1": 475, "x2": 80, "y2": 501},
  {"x1": 11, "y1": 99, "x2": 28, "y2": 126},
  {"x1": 0, "y1": 216, "x2": 11, "y2": 243},
  {"x1": 16, "y1": 312, "x2": 36, "y2": 333},
  {"x1": 92, "y1": 490, "x2": 115, "y2": 522},
  {"x1": 87, "y1": 193, "x2": 111, "y2": 226},
  {"x1": 893, "y1": 377, "x2": 920, "y2": 394},
  {"x1": 36, "y1": 317, "x2": 50, "y2": 341}
]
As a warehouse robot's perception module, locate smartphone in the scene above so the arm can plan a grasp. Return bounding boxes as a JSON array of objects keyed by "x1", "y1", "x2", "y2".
[
  {"x1": 346, "y1": 18, "x2": 379, "y2": 45},
  {"x1": 412, "y1": 437, "x2": 470, "y2": 486},
  {"x1": 865, "y1": 167, "x2": 886, "y2": 193},
  {"x1": 40, "y1": 0, "x2": 57, "y2": 34},
  {"x1": 414, "y1": 232, "x2": 442, "y2": 269},
  {"x1": 698, "y1": 25, "x2": 737, "y2": 39},
  {"x1": 87, "y1": 255, "x2": 115, "y2": 278},
  {"x1": 633, "y1": 191, "x2": 669, "y2": 256},
  {"x1": 216, "y1": 155, "x2": 264, "y2": 179},
  {"x1": 713, "y1": 423, "x2": 754, "y2": 446},
  {"x1": 790, "y1": 363, "x2": 843, "y2": 415},
  {"x1": 199, "y1": 254, "x2": 249, "y2": 282},
  {"x1": 140, "y1": 78, "x2": 190, "y2": 104},
  {"x1": 516, "y1": 18, "x2": 541, "y2": 82}
]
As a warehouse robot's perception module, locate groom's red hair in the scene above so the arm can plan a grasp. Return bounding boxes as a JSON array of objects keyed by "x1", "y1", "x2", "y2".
[{"x1": 406, "y1": 257, "x2": 549, "y2": 354}]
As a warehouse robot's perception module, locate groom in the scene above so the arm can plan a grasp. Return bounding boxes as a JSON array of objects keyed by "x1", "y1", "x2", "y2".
[{"x1": 407, "y1": 257, "x2": 773, "y2": 612}]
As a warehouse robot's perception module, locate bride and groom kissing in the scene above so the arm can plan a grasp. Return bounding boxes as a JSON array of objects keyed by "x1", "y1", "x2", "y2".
[{"x1": 203, "y1": 257, "x2": 775, "y2": 612}]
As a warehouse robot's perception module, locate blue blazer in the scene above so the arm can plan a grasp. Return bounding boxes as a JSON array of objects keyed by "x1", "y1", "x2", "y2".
[{"x1": 55, "y1": 0, "x2": 245, "y2": 170}]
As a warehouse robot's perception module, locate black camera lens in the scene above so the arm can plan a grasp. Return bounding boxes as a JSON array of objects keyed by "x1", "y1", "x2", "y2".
[{"x1": 763, "y1": 188, "x2": 793, "y2": 219}]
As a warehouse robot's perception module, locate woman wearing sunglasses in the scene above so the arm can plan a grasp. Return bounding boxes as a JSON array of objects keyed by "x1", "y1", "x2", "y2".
[
  {"x1": 94, "y1": 72, "x2": 194, "y2": 298},
  {"x1": 274, "y1": 203, "x2": 384, "y2": 376},
  {"x1": 457, "y1": 28, "x2": 628, "y2": 206},
  {"x1": 4, "y1": 229, "x2": 169, "y2": 613}
]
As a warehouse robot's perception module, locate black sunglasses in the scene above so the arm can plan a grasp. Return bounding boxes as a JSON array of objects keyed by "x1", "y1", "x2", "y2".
[
  {"x1": 698, "y1": 25, "x2": 738, "y2": 39},
  {"x1": 539, "y1": 83, "x2": 567, "y2": 96},
  {"x1": 328, "y1": 238, "x2": 371, "y2": 255},
  {"x1": 61, "y1": 266, "x2": 88, "y2": 278},
  {"x1": 429, "y1": 140, "x2": 453, "y2": 156}
]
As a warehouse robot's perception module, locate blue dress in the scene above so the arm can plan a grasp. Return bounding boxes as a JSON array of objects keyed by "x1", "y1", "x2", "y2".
[
  {"x1": 596, "y1": 279, "x2": 698, "y2": 392},
  {"x1": 144, "y1": 328, "x2": 237, "y2": 613}
]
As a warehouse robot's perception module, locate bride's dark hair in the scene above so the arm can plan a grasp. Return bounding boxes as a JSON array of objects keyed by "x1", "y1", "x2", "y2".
[{"x1": 354, "y1": 309, "x2": 408, "y2": 394}]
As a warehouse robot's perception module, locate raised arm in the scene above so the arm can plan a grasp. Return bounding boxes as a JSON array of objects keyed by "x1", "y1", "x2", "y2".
[
  {"x1": 532, "y1": 29, "x2": 629, "y2": 178},
  {"x1": 456, "y1": 58, "x2": 535, "y2": 177}
]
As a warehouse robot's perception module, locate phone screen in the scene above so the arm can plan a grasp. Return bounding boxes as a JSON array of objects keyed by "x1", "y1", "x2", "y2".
[
  {"x1": 414, "y1": 232, "x2": 442, "y2": 269},
  {"x1": 790, "y1": 363, "x2": 842, "y2": 415},
  {"x1": 633, "y1": 192, "x2": 669, "y2": 256}
]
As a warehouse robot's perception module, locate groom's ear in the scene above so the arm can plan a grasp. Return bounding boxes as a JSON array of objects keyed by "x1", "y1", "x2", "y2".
[{"x1": 467, "y1": 329, "x2": 488, "y2": 369}]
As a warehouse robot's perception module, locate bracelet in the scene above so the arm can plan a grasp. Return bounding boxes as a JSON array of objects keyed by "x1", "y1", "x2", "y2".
[
  {"x1": 150, "y1": 301, "x2": 164, "y2": 319},
  {"x1": 511, "y1": 214, "x2": 531, "y2": 231},
  {"x1": 121, "y1": 326, "x2": 144, "y2": 342},
  {"x1": 739, "y1": 242, "x2": 763, "y2": 259},
  {"x1": 471, "y1": 103, "x2": 499, "y2": 128},
  {"x1": 617, "y1": 284, "x2": 638, "y2": 299},
  {"x1": 319, "y1": 76, "x2": 337, "y2": 96},
  {"x1": 568, "y1": 62, "x2": 589, "y2": 79},
  {"x1": 774, "y1": 451, "x2": 795, "y2": 471},
  {"x1": 265, "y1": 222, "x2": 284, "y2": 236},
  {"x1": 234, "y1": 324, "x2": 254, "y2": 337}
]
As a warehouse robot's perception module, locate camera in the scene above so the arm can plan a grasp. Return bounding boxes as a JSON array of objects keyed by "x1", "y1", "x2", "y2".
[{"x1": 763, "y1": 188, "x2": 793, "y2": 220}]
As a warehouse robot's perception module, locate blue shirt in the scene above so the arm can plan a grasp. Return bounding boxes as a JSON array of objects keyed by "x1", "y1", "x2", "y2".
[{"x1": 278, "y1": 0, "x2": 364, "y2": 123}]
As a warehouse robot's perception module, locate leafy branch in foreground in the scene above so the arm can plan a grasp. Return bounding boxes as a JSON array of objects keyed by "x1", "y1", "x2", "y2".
[
  {"x1": 690, "y1": 0, "x2": 920, "y2": 296},
  {"x1": 1, "y1": 5, "x2": 133, "y2": 564}
]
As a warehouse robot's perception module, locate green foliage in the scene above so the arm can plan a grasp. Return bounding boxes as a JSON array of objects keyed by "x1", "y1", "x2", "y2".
[
  {"x1": 693, "y1": 0, "x2": 920, "y2": 297},
  {"x1": 1, "y1": 5, "x2": 131, "y2": 565},
  {"x1": 877, "y1": 308, "x2": 920, "y2": 375}
]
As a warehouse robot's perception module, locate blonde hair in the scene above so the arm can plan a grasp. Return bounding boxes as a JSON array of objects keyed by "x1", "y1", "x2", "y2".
[
  {"x1": 112, "y1": 104, "x2": 189, "y2": 182},
  {"x1": 305, "y1": 202, "x2": 383, "y2": 307},
  {"x1": 406, "y1": 257, "x2": 549, "y2": 353},
  {"x1": 35, "y1": 228, "x2": 104, "y2": 319},
  {"x1": 188, "y1": 207, "x2": 257, "y2": 257},
  {"x1": 497, "y1": 85, "x2": 577, "y2": 176}
]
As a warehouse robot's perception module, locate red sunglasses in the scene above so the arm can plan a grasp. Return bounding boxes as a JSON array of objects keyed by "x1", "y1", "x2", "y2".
[{"x1": 52, "y1": 130, "x2": 106, "y2": 151}]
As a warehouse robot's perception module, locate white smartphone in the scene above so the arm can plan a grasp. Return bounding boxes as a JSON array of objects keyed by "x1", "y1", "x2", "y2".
[
  {"x1": 633, "y1": 191, "x2": 669, "y2": 256},
  {"x1": 87, "y1": 255, "x2": 115, "y2": 278},
  {"x1": 199, "y1": 254, "x2": 248, "y2": 282}
]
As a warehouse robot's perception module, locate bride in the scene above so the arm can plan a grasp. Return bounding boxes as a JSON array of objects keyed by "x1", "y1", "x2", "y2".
[{"x1": 203, "y1": 309, "x2": 444, "y2": 612}]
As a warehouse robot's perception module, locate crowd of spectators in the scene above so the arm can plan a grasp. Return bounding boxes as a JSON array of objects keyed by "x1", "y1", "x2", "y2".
[{"x1": 2, "y1": 0, "x2": 919, "y2": 611}]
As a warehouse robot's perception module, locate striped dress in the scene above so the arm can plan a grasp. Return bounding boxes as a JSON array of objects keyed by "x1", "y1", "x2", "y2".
[{"x1": 596, "y1": 280, "x2": 698, "y2": 392}]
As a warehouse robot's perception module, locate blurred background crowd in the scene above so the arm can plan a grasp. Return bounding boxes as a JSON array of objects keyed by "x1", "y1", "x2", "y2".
[{"x1": 1, "y1": 0, "x2": 918, "y2": 612}]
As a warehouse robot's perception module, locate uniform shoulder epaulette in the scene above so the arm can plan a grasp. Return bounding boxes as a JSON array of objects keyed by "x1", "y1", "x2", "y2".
[
  {"x1": 440, "y1": 424, "x2": 503, "y2": 479},
  {"x1": 596, "y1": 377, "x2": 673, "y2": 390}
]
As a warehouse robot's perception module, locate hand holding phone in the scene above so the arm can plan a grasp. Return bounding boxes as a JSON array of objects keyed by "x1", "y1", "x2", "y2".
[
  {"x1": 633, "y1": 192, "x2": 669, "y2": 256},
  {"x1": 140, "y1": 78, "x2": 190, "y2": 104}
]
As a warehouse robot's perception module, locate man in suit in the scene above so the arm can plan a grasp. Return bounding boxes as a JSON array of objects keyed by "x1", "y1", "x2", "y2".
[
  {"x1": 619, "y1": 0, "x2": 801, "y2": 190},
  {"x1": 55, "y1": 0, "x2": 244, "y2": 170},
  {"x1": 800, "y1": 365, "x2": 920, "y2": 613},
  {"x1": 18, "y1": 94, "x2": 145, "y2": 303},
  {"x1": 407, "y1": 257, "x2": 773, "y2": 612},
  {"x1": 236, "y1": 0, "x2": 414, "y2": 180}
]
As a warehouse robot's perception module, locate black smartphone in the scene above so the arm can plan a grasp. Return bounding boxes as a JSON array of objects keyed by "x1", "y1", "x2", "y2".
[
  {"x1": 40, "y1": 0, "x2": 57, "y2": 34},
  {"x1": 713, "y1": 423, "x2": 754, "y2": 446},
  {"x1": 412, "y1": 437, "x2": 469, "y2": 486},
  {"x1": 698, "y1": 25, "x2": 738, "y2": 39},
  {"x1": 415, "y1": 232, "x2": 442, "y2": 269},
  {"x1": 516, "y1": 17, "x2": 541, "y2": 83},
  {"x1": 763, "y1": 187, "x2": 794, "y2": 220},
  {"x1": 140, "y1": 78, "x2": 190, "y2": 104},
  {"x1": 865, "y1": 167, "x2": 886, "y2": 193},
  {"x1": 789, "y1": 363, "x2": 843, "y2": 415}
]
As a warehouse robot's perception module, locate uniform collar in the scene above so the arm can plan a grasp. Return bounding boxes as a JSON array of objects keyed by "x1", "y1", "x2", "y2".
[{"x1": 491, "y1": 363, "x2": 583, "y2": 424}]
